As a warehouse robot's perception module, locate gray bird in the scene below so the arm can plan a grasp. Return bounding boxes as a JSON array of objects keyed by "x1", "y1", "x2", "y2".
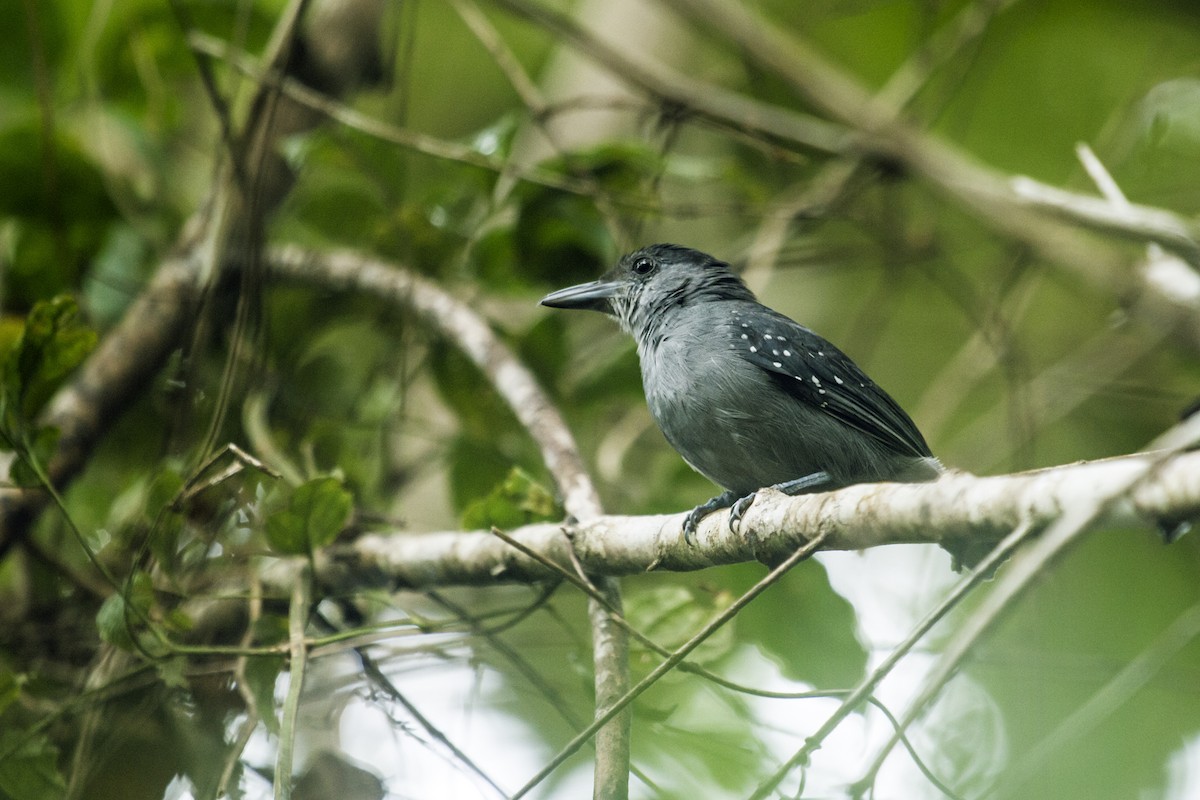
[{"x1": 541, "y1": 244, "x2": 943, "y2": 548}]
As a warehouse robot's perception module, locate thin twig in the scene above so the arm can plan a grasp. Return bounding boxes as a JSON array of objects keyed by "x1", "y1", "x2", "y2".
[
  {"x1": 276, "y1": 562, "x2": 311, "y2": 800},
  {"x1": 658, "y1": 0, "x2": 1200, "y2": 265},
  {"x1": 490, "y1": 524, "x2": 956, "y2": 796},
  {"x1": 849, "y1": 441, "x2": 1190, "y2": 794},
  {"x1": 748, "y1": 518, "x2": 1036, "y2": 799},
  {"x1": 188, "y1": 31, "x2": 611, "y2": 199},
  {"x1": 354, "y1": 642, "x2": 508, "y2": 798},
  {"x1": 509, "y1": 530, "x2": 830, "y2": 799},
  {"x1": 980, "y1": 601, "x2": 1200, "y2": 798},
  {"x1": 262, "y1": 240, "x2": 631, "y2": 797},
  {"x1": 221, "y1": 575, "x2": 266, "y2": 798},
  {"x1": 426, "y1": 589, "x2": 661, "y2": 793}
]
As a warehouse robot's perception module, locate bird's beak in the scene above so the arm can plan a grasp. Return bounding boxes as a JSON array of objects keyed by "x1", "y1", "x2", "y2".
[{"x1": 539, "y1": 279, "x2": 621, "y2": 312}]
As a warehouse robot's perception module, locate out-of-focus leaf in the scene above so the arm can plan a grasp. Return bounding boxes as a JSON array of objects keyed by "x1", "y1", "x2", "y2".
[
  {"x1": 0, "y1": 668, "x2": 19, "y2": 716},
  {"x1": 287, "y1": 165, "x2": 387, "y2": 244},
  {"x1": 84, "y1": 225, "x2": 150, "y2": 326},
  {"x1": 8, "y1": 426, "x2": 59, "y2": 488},
  {"x1": 145, "y1": 467, "x2": 185, "y2": 514},
  {"x1": 626, "y1": 584, "x2": 736, "y2": 666},
  {"x1": 0, "y1": 125, "x2": 119, "y2": 306},
  {"x1": 461, "y1": 467, "x2": 560, "y2": 530},
  {"x1": 266, "y1": 477, "x2": 352, "y2": 555},
  {"x1": 0, "y1": 731, "x2": 65, "y2": 800},
  {"x1": 514, "y1": 313, "x2": 570, "y2": 391},
  {"x1": 291, "y1": 477, "x2": 353, "y2": 548},
  {"x1": 0, "y1": 125, "x2": 115, "y2": 223},
  {"x1": 292, "y1": 318, "x2": 394, "y2": 416},
  {"x1": 445, "y1": 435, "x2": 513, "y2": 515},
  {"x1": 725, "y1": 560, "x2": 866, "y2": 688},
  {"x1": 95, "y1": 573, "x2": 154, "y2": 651},
  {"x1": 243, "y1": 655, "x2": 285, "y2": 736},
  {"x1": 508, "y1": 143, "x2": 657, "y2": 286},
  {"x1": 2, "y1": 295, "x2": 97, "y2": 424},
  {"x1": 154, "y1": 656, "x2": 188, "y2": 690},
  {"x1": 1112, "y1": 78, "x2": 1200, "y2": 212},
  {"x1": 428, "y1": 341, "x2": 517, "y2": 439}
]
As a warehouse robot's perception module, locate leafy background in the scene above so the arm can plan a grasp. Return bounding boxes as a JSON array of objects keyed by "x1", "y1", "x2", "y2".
[{"x1": 1, "y1": 0, "x2": 1198, "y2": 798}]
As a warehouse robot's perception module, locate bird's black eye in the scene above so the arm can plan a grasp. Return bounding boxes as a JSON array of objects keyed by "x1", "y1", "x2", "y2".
[{"x1": 632, "y1": 257, "x2": 655, "y2": 275}]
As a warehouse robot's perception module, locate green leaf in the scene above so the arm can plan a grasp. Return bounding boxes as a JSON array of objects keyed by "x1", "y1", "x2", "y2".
[
  {"x1": 626, "y1": 584, "x2": 736, "y2": 665},
  {"x1": 243, "y1": 655, "x2": 285, "y2": 736},
  {"x1": 155, "y1": 656, "x2": 188, "y2": 690},
  {"x1": 2, "y1": 296, "x2": 97, "y2": 425},
  {"x1": 266, "y1": 477, "x2": 352, "y2": 555},
  {"x1": 145, "y1": 467, "x2": 185, "y2": 514},
  {"x1": 446, "y1": 436, "x2": 511, "y2": 514},
  {"x1": 266, "y1": 511, "x2": 306, "y2": 555},
  {"x1": 8, "y1": 426, "x2": 59, "y2": 488},
  {"x1": 0, "y1": 668, "x2": 20, "y2": 717},
  {"x1": 0, "y1": 731, "x2": 65, "y2": 800},
  {"x1": 727, "y1": 561, "x2": 866, "y2": 689},
  {"x1": 95, "y1": 593, "x2": 134, "y2": 651},
  {"x1": 461, "y1": 467, "x2": 560, "y2": 530},
  {"x1": 95, "y1": 572, "x2": 154, "y2": 651}
]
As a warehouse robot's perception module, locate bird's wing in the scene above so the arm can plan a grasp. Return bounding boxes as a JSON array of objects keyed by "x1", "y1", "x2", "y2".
[{"x1": 727, "y1": 306, "x2": 933, "y2": 459}]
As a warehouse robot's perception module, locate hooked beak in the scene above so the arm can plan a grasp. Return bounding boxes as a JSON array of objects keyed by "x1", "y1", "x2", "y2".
[{"x1": 539, "y1": 279, "x2": 621, "y2": 313}]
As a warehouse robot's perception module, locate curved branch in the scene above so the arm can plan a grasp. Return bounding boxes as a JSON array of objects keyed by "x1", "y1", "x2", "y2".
[
  {"x1": 264, "y1": 245, "x2": 601, "y2": 523},
  {"x1": 263, "y1": 244, "x2": 632, "y2": 800},
  {"x1": 310, "y1": 450, "x2": 1200, "y2": 591}
]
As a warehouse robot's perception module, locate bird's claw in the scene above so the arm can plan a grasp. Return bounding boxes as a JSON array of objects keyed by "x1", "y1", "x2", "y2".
[
  {"x1": 682, "y1": 508, "x2": 706, "y2": 546},
  {"x1": 729, "y1": 492, "x2": 757, "y2": 533}
]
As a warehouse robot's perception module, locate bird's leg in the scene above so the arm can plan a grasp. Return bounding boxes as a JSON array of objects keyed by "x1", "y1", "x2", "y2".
[
  {"x1": 682, "y1": 489, "x2": 743, "y2": 545},
  {"x1": 729, "y1": 471, "x2": 833, "y2": 533}
]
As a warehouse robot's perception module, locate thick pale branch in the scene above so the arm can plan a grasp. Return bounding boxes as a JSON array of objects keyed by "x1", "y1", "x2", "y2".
[{"x1": 315, "y1": 450, "x2": 1199, "y2": 591}]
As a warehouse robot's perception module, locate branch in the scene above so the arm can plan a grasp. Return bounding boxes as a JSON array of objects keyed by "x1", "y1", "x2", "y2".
[
  {"x1": 265, "y1": 245, "x2": 600, "y2": 519},
  {"x1": 263, "y1": 245, "x2": 631, "y2": 798},
  {"x1": 0, "y1": 0, "x2": 395, "y2": 549},
  {"x1": 0, "y1": 246, "x2": 203, "y2": 553},
  {"x1": 488, "y1": 0, "x2": 1200, "y2": 350},
  {"x1": 309, "y1": 450, "x2": 1199, "y2": 591},
  {"x1": 849, "y1": 444, "x2": 1186, "y2": 794},
  {"x1": 659, "y1": 0, "x2": 1200, "y2": 252}
]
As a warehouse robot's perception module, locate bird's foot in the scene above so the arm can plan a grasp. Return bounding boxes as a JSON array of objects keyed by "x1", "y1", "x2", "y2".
[
  {"x1": 682, "y1": 490, "x2": 742, "y2": 545},
  {"x1": 684, "y1": 473, "x2": 835, "y2": 545},
  {"x1": 730, "y1": 471, "x2": 834, "y2": 534},
  {"x1": 729, "y1": 493, "x2": 757, "y2": 533}
]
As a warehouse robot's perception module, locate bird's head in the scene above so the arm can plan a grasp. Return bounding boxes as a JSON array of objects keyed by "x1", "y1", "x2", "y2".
[{"x1": 540, "y1": 244, "x2": 755, "y2": 343}]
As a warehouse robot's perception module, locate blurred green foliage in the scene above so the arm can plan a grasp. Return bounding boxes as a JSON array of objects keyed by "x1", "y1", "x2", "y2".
[{"x1": 0, "y1": 0, "x2": 1197, "y2": 798}]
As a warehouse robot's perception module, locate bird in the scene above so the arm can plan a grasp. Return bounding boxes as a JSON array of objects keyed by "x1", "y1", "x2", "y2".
[{"x1": 540, "y1": 243, "x2": 945, "y2": 552}]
